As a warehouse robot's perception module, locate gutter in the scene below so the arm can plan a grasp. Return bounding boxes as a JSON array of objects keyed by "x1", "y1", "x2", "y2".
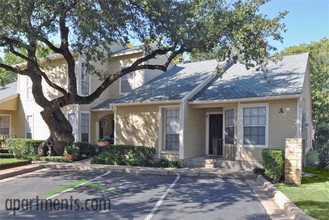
[
  {"x1": 189, "y1": 94, "x2": 301, "y2": 105},
  {"x1": 110, "y1": 100, "x2": 181, "y2": 107}
]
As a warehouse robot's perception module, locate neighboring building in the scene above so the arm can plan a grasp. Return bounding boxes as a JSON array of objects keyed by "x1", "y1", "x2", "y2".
[
  {"x1": 0, "y1": 45, "x2": 171, "y2": 143},
  {"x1": 0, "y1": 52, "x2": 312, "y2": 167}
]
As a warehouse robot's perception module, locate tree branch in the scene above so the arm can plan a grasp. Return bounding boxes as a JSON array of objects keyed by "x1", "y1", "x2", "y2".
[
  {"x1": 0, "y1": 63, "x2": 29, "y2": 75},
  {"x1": 35, "y1": 67, "x2": 68, "y2": 96},
  {"x1": 74, "y1": 45, "x2": 188, "y2": 105},
  {"x1": 37, "y1": 37, "x2": 62, "y2": 54}
]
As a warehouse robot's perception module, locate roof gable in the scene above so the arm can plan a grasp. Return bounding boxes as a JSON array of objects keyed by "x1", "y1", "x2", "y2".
[
  {"x1": 191, "y1": 53, "x2": 309, "y2": 102},
  {"x1": 110, "y1": 59, "x2": 223, "y2": 105}
]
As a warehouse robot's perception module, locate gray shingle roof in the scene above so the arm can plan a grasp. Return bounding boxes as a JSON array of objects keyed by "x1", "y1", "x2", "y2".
[
  {"x1": 0, "y1": 82, "x2": 17, "y2": 100},
  {"x1": 191, "y1": 53, "x2": 309, "y2": 102},
  {"x1": 111, "y1": 59, "x2": 223, "y2": 104},
  {"x1": 93, "y1": 98, "x2": 117, "y2": 109}
]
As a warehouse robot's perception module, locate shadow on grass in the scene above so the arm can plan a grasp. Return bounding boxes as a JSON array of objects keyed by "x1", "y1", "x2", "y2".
[
  {"x1": 295, "y1": 200, "x2": 329, "y2": 220},
  {"x1": 302, "y1": 167, "x2": 329, "y2": 184}
]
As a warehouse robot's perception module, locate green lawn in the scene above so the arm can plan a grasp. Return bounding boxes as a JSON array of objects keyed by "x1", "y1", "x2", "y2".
[
  {"x1": 276, "y1": 167, "x2": 329, "y2": 220},
  {"x1": 0, "y1": 158, "x2": 31, "y2": 169}
]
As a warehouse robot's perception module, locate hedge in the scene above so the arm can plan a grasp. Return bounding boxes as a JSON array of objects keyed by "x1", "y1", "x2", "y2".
[
  {"x1": 91, "y1": 145, "x2": 155, "y2": 166},
  {"x1": 5, "y1": 138, "x2": 44, "y2": 159},
  {"x1": 262, "y1": 148, "x2": 284, "y2": 183},
  {"x1": 72, "y1": 142, "x2": 98, "y2": 159}
]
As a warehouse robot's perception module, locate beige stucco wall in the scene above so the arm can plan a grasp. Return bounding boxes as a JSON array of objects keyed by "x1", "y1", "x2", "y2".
[
  {"x1": 268, "y1": 99, "x2": 298, "y2": 150},
  {"x1": 115, "y1": 105, "x2": 160, "y2": 149}
]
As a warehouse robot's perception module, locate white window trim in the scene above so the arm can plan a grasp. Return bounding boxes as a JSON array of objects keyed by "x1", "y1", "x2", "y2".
[
  {"x1": 205, "y1": 111, "x2": 223, "y2": 155},
  {"x1": 223, "y1": 107, "x2": 237, "y2": 144},
  {"x1": 79, "y1": 111, "x2": 90, "y2": 142},
  {"x1": 238, "y1": 103, "x2": 269, "y2": 148},
  {"x1": 119, "y1": 65, "x2": 134, "y2": 95},
  {"x1": 0, "y1": 114, "x2": 11, "y2": 136},
  {"x1": 158, "y1": 106, "x2": 180, "y2": 155},
  {"x1": 25, "y1": 114, "x2": 33, "y2": 139},
  {"x1": 79, "y1": 60, "x2": 91, "y2": 96}
]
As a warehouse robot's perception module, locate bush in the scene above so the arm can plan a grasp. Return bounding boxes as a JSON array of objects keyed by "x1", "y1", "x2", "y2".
[
  {"x1": 253, "y1": 167, "x2": 265, "y2": 175},
  {"x1": 32, "y1": 156, "x2": 72, "y2": 163},
  {"x1": 262, "y1": 149, "x2": 284, "y2": 183},
  {"x1": 5, "y1": 138, "x2": 44, "y2": 159},
  {"x1": 154, "y1": 159, "x2": 184, "y2": 168},
  {"x1": 314, "y1": 124, "x2": 329, "y2": 168},
  {"x1": 72, "y1": 142, "x2": 98, "y2": 159},
  {"x1": 317, "y1": 141, "x2": 329, "y2": 168},
  {"x1": 306, "y1": 150, "x2": 319, "y2": 166},
  {"x1": 91, "y1": 145, "x2": 155, "y2": 166}
]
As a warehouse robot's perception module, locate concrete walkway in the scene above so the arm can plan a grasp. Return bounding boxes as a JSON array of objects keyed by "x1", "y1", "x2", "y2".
[{"x1": 0, "y1": 159, "x2": 314, "y2": 220}]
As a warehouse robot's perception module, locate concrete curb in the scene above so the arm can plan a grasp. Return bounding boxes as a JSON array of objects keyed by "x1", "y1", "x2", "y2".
[
  {"x1": 255, "y1": 175, "x2": 316, "y2": 220},
  {"x1": 0, "y1": 164, "x2": 44, "y2": 180},
  {"x1": 41, "y1": 161, "x2": 256, "y2": 179}
]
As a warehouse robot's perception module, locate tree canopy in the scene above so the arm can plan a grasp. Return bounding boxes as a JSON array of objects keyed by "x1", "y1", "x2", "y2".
[
  {"x1": 279, "y1": 37, "x2": 329, "y2": 167},
  {"x1": 0, "y1": 0, "x2": 287, "y2": 155},
  {"x1": 278, "y1": 38, "x2": 329, "y2": 127}
]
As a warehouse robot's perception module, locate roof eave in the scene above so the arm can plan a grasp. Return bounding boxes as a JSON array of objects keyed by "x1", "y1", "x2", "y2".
[
  {"x1": 189, "y1": 94, "x2": 301, "y2": 105},
  {"x1": 111, "y1": 100, "x2": 181, "y2": 107}
]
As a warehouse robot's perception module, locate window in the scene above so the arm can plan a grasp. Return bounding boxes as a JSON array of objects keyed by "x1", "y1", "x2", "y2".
[
  {"x1": 243, "y1": 107, "x2": 266, "y2": 145},
  {"x1": 80, "y1": 62, "x2": 90, "y2": 96},
  {"x1": 68, "y1": 113, "x2": 76, "y2": 140},
  {"x1": 27, "y1": 78, "x2": 33, "y2": 100},
  {"x1": 164, "y1": 109, "x2": 180, "y2": 151},
  {"x1": 225, "y1": 109, "x2": 235, "y2": 144},
  {"x1": 0, "y1": 116, "x2": 10, "y2": 135},
  {"x1": 81, "y1": 113, "x2": 89, "y2": 142},
  {"x1": 26, "y1": 115, "x2": 33, "y2": 139},
  {"x1": 120, "y1": 65, "x2": 142, "y2": 94}
]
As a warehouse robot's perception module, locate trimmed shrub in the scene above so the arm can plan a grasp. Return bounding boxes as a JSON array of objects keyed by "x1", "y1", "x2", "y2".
[
  {"x1": 72, "y1": 142, "x2": 98, "y2": 159},
  {"x1": 5, "y1": 138, "x2": 44, "y2": 159},
  {"x1": 154, "y1": 159, "x2": 184, "y2": 168},
  {"x1": 253, "y1": 167, "x2": 265, "y2": 175},
  {"x1": 32, "y1": 156, "x2": 72, "y2": 163},
  {"x1": 91, "y1": 145, "x2": 155, "y2": 166},
  {"x1": 306, "y1": 150, "x2": 319, "y2": 166},
  {"x1": 262, "y1": 149, "x2": 284, "y2": 183}
]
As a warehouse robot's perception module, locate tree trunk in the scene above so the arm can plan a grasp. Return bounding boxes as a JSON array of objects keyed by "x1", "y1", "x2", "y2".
[{"x1": 38, "y1": 108, "x2": 74, "y2": 156}]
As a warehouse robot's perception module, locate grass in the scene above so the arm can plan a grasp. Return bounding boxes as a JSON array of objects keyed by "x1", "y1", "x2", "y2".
[
  {"x1": 0, "y1": 158, "x2": 31, "y2": 169},
  {"x1": 275, "y1": 167, "x2": 329, "y2": 220},
  {"x1": 33, "y1": 156, "x2": 72, "y2": 163}
]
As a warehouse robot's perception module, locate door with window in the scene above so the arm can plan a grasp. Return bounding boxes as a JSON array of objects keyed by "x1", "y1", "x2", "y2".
[{"x1": 208, "y1": 114, "x2": 223, "y2": 156}]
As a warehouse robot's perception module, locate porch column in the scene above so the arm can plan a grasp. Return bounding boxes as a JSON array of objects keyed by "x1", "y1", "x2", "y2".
[{"x1": 95, "y1": 121, "x2": 100, "y2": 141}]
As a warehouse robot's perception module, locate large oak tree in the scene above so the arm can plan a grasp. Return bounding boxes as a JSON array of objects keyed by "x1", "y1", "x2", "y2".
[{"x1": 0, "y1": 0, "x2": 286, "y2": 155}]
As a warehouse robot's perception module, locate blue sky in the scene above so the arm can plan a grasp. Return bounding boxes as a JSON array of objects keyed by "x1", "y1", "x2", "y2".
[
  {"x1": 260, "y1": 0, "x2": 329, "y2": 51},
  {"x1": 0, "y1": 0, "x2": 328, "y2": 58}
]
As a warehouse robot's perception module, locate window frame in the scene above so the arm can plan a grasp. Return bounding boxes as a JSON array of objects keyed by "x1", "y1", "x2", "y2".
[
  {"x1": 239, "y1": 103, "x2": 269, "y2": 148},
  {"x1": 26, "y1": 77, "x2": 33, "y2": 100},
  {"x1": 119, "y1": 64, "x2": 137, "y2": 95},
  {"x1": 159, "y1": 107, "x2": 181, "y2": 153},
  {"x1": 0, "y1": 114, "x2": 11, "y2": 136},
  {"x1": 80, "y1": 61, "x2": 91, "y2": 96},
  {"x1": 80, "y1": 111, "x2": 90, "y2": 142},
  {"x1": 224, "y1": 108, "x2": 236, "y2": 144},
  {"x1": 163, "y1": 109, "x2": 180, "y2": 151},
  {"x1": 26, "y1": 115, "x2": 33, "y2": 139}
]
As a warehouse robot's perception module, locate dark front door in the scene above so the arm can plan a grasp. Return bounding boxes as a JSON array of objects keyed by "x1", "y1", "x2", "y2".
[{"x1": 209, "y1": 114, "x2": 223, "y2": 156}]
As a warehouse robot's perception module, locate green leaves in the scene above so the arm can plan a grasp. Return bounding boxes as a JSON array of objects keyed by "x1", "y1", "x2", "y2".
[{"x1": 279, "y1": 38, "x2": 329, "y2": 126}]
